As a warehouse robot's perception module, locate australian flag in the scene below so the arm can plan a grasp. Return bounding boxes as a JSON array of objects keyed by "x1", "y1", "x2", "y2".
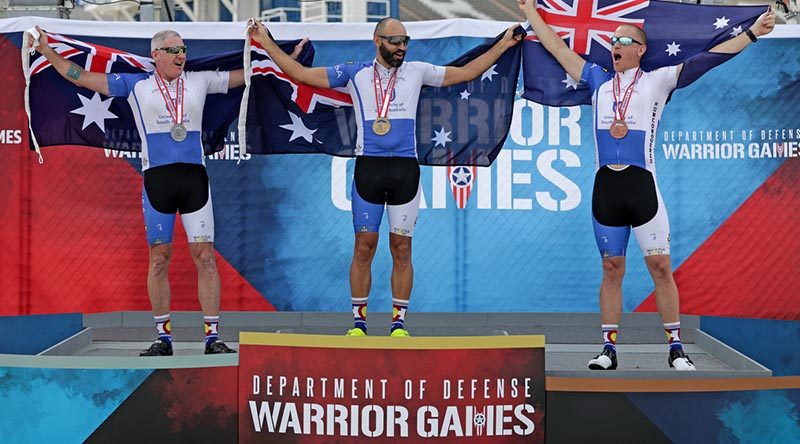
[
  {"x1": 522, "y1": 0, "x2": 767, "y2": 106},
  {"x1": 240, "y1": 29, "x2": 523, "y2": 167},
  {"x1": 24, "y1": 32, "x2": 241, "y2": 157}
]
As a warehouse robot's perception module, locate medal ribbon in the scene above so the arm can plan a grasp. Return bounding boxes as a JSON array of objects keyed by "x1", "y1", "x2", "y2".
[
  {"x1": 373, "y1": 64, "x2": 398, "y2": 119},
  {"x1": 155, "y1": 74, "x2": 184, "y2": 125},
  {"x1": 612, "y1": 68, "x2": 641, "y2": 123}
]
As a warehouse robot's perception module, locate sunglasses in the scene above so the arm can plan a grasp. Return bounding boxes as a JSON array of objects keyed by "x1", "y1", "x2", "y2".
[
  {"x1": 378, "y1": 35, "x2": 411, "y2": 46},
  {"x1": 156, "y1": 45, "x2": 188, "y2": 55},
  {"x1": 610, "y1": 36, "x2": 642, "y2": 46}
]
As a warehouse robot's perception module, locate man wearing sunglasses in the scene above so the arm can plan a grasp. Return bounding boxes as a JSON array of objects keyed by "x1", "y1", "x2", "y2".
[
  {"x1": 30, "y1": 26, "x2": 303, "y2": 356},
  {"x1": 518, "y1": 0, "x2": 775, "y2": 371},
  {"x1": 250, "y1": 17, "x2": 522, "y2": 337}
]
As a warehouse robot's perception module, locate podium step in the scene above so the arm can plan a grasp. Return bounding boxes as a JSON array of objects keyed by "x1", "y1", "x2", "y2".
[{"x1": 37, "y1": 311, "x2": 771, "y2": 378}]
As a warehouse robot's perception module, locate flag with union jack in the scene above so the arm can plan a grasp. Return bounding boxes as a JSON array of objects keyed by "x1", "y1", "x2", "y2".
[
  {"x1": 23, "y1": 32, "x2": 242, "y2": 157},
  {"x1": 522, "y1": 0, "x2": 767, "y2": 106},
  {"x1": 239, "y1": 29, "x2": 523, "y2": 167}
]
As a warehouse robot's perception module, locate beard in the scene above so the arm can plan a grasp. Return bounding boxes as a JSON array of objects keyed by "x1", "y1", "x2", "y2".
[{"x1": 379, "y1": 43, "x2": 404, "y2": 68}]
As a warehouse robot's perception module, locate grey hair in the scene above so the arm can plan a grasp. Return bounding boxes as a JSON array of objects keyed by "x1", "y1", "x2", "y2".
[{"x1": 151, "y1": 30, "x2": 182, "y2": 51}]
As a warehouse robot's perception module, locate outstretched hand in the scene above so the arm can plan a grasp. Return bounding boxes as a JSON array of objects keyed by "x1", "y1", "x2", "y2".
[
  {"x1": 751, "y1": 9, "x2": 776, "y2": 37},
  {"x1": 289, "y1": 37, "x2": 309, "y2": 60},
  {"x1": 27, "y1": 25, "x2": 49, "y2": 53},
  {"x1": 501, "y1": 24, "x2": 524, "y2": 49},
  {"x1": 517, "y1": 0, "x2": 536, "y2": 14},
  {"x1": 247, "y1": 18, "x2": 270, "y2": 42}
]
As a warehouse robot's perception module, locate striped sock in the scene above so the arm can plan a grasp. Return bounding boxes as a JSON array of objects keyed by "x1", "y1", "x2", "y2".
[
  {"x1": 602, "y1": 324, "x2": 618, "y2": 352},
  {"x1": 664, "y1": 321, "x2": 682, "y2": 351},
  {"x1": 204, "y1": 315, "x2": 219, "y2": 347},
  {"x1": 352, "y1": 297, "x2": 368, "y2": 333},
  {"x1": 154, "y1": 314, "x2": 172, "y2": 345},
  {"x1": 391, "y1": 298, "x2": 409, "y2": 332}
]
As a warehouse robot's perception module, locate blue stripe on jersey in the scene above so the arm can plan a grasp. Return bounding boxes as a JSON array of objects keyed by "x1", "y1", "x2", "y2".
[
  {"x1": 145, "y1": 132, "x2": 204, "y2": 168},
  {"x1": 364, "y1": 119, "x2": 416, "y2": 157},
  {"x1": 596, "y1": 130, "x2": 647, "y2": 168}
]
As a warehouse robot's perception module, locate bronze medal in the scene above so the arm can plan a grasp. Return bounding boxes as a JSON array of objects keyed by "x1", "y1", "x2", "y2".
[
  {"x1": 609, "y1": 119, "x2": 628, "y2": 139},
  {"x1": 372, "y1": 118, "x2": 391, "y2": 136},
  {"x1": 610, "y1": 69, "x2": 640, "y2": 141}
]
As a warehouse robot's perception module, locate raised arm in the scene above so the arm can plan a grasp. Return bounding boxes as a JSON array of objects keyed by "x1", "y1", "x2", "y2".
[
  {"x1": 247, "y1": 20, "x2": 330, "y2": 89},
  {"x1": 30, "y1": 26, "x2": 109, "y2": 96},
  {"x1": 518, "y1": 0, "x2": 586, "y2": 81},
  {"x1": 228, "y1": 36, "x2": 310, "y2": 89},
  {"x1": 708, "y1": 9, "x2": 775, "y2": 54},
  {"x1": 441, "y1": 24, "x2": 523, "y2": 87}
]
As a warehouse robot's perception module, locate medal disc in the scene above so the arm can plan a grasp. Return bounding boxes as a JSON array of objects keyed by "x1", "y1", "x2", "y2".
[
  {"x1": 609, "y1": 120, "x2": 628, "y2": 139},
  {"x1": 170, "y1": 123, "x2": 187, "y2": 142},
  {"x1": 372, "y1": 118, "x2": 391, "y2": 136}
]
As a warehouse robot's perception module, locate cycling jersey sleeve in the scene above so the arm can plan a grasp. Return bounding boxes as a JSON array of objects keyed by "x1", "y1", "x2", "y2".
[
  {"x1": 327, "y1": 63, "x2": 355, "y2": 88},
  {"x1": 650, "y1": 65, "x2": 680, "y2": 95},
  {"x1": 418, "y1": 62, "x2": 445, "y2": 87},
  {"x1": 106, "y1": 72, "x2": 148, "y2": 97},
  {"x1": 580, "y1": 62, "x2": 613, "y2": 94},
  {"x1": 202, "y1": 70, "x2": 230, "y2": 94}
]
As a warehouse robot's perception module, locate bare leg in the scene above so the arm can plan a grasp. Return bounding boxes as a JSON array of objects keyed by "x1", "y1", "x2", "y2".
[
  {"x1": 147, "y1": 243, "x2": 173, "y2": 316},
  {"x1": 599, "y1": 256, "x2": 626, "y2": 325},
  {"x1": 188, "y1": 241, "x2": 221, "y2": 316},
  {"x1": 389, "y1": 233, "x2": 413, "y2": 302},
  {"x1": 644, "y1": 254, "x2": 679, "y2": 324},
  {"x1": 350, "y1": 232, "x2": 379, "y2": 298},
  {"x1": 588, "y1": 256, "x2": 627, "y2": 368}
]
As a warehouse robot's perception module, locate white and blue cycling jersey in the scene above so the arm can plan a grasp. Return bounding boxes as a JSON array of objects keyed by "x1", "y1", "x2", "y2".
[
  {"x1": 581, "y1": 62, "x2": 679, "y2": 175},
  {"x1": 326, "y1": 59, "x2": 445, "y2": 158},
  {"x1": 106, "y1": 70, "x2": 229, "y2": 170}
]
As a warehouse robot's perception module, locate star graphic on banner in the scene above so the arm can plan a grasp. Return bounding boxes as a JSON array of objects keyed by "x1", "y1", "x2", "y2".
[
  {"x1": 713, "y1": 16, "x2": 730, "y2": 30},
  {"x1": 451, "y1": 167, "x2": 471, "y2": 186},
  {"x1": 665, "y1": 41, "x2": 681, "y2": 56},
  {"x1": 481, "y1": 64, "x2": 498, "y2": 82},
  {"x1": 70, "y1": 92, "x2": 117, "y2": 132},
  {"x1": 730, "y1": 25, "x2": 743, "y2": 37},
  {"x1": 279, "y1": 111, "x2": 316, "y2": 143},
  {"x1": 460, "y1": 89, "x2": 471, "y2": 100},
  {"x1": 431, "y1": 127, "x2": 452, "y2": 148},
  {"x1": 562, "y1": 73, "x2": 580, "y2": 90}
]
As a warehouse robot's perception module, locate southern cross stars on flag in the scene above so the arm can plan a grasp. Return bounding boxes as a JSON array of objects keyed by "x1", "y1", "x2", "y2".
[
  {"x1": 241, "y1": 29, "x2": 523, "y2": 167},
  {"x1": 24, "y1": 31, "x2": 241, "y2": 158}
]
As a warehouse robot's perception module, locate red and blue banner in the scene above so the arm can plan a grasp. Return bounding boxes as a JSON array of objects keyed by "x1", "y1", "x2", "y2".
[{"x1": 0, "y1": 17, "x2": 798, "y2": 320}]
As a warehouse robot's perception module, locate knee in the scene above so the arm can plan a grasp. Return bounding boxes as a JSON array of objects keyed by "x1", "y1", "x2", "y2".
[
  {"x1": 194, "y1": 249, "x2": 218, "y2": 274},
  {"x1": 149, "y1": 251, "x2": 171, "y2": 276},
  {"x1": 648, "y1": 258, "x2": 673, "y2": 279},
  {"x1": 601, "y1": 259, "x2": 625, "y2": 282},
  {"x1": 390, "y1": 240, "x2": 412, "y2": 265},
  {"x1": 353, "y1": 238, "x2": 378, "y2": 264}
]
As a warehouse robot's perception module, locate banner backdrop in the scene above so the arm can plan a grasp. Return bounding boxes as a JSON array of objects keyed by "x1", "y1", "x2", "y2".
[
  {"x1": 238, "y1": 333, "x2": 546, "y2": 443},
  {"x1": 0, "y1": 17, "x2": 798, "y2": 320}
]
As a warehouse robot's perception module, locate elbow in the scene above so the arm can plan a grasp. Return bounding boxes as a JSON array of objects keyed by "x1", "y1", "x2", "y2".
[{"x1": 294, "y1": 70, "x2": 310, "y2": 85}]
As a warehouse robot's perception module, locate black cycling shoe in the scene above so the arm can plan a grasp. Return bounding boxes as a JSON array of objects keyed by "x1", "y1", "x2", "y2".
[
  {"x1": 205, "y1": 340, "x2": 237, "y2": 354},
  {"x1": 588, "y1": 347, "x2": 618, "y2": 370},
  {"x1": 139, "y1": 340, "x2": 173, "y2": 356}
]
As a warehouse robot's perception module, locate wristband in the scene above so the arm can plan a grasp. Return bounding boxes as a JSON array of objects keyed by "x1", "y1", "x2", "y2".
[{"x1": 745, "y1": 29, "x2": 757, "y2": 43}]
